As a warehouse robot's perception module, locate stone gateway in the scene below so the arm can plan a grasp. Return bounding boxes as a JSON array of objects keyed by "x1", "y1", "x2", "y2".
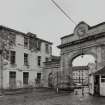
[{"x1": 58, "y1": 21, "x2": 105, "y2": 95}]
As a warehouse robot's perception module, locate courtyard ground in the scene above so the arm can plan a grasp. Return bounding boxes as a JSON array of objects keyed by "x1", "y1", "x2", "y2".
[{"x1": 0, "y1": 87, "x2": 105, "y2": 105}]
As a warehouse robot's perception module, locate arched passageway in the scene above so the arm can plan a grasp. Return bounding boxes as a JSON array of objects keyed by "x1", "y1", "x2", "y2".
[{"x1": 72, "y1": 54, "x2": 96, "y2": 86}]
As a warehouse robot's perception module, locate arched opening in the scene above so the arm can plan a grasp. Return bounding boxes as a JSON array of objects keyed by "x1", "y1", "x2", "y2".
[
  {"x1": 71, "y1": 54, "x2": 96, "y2": 92},
  {"x1": 48, "y1": 73, "x2": 53, "y2": 88}
]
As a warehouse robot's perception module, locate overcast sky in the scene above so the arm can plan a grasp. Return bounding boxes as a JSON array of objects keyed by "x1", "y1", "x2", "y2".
[{"x1": 0, "y1": 0, "x2": 105, "y2": 59}]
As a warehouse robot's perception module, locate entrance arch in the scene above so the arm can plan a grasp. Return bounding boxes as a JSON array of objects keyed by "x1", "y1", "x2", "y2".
[
  {"x1": 58, "y1": 21, "x2": 105, "y2": 86},
  {"x1": 70, "y1": 51, "x2": 96, "y2": 67},
  {"x1": 72, "y1": 54, "x2": 95, "y2": 86}
]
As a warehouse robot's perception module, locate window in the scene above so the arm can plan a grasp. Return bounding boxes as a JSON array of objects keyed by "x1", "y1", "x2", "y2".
[
  {"x1": 8, "y1": 34, "x2": 16, "y2": 47},
  {"x1": 101, "y1": 75, "x2": 105, "y2": 82},
  {"x1": 23, "y1": 72, "x2": 29, "y2": 85},
  {"x1": 45, "y1": 44, "x2": 49, "y2": 53},
  {"x1": 24, "y1": 37, "x2": 29, "y2": 49},
  {"x1": 10, "y1": 51, "x2": 16, "y2": 64},
  {"x1": 101, "y1": 79, "x2": 105, "y2": 82},
  {"x1": 24, "y1": 53, "x2": 28, "y2": 66},
  {"x1": 45, "y1": 57, "x2": 49, "y2": 62},
  {"x1": 37, "y1": 40, "x2": 41, "y2": 51},
  {"x1": 36, "y1": 73, "x2": 41, "y2": 84},
  {"x1": 101, "y1": 76, "x2": 105, "y2": 78},
  {"x1": 9, "y1": 71, "x2": 16, "y2": 78},
  {"x1": 37, "y1": 73, "x2": 41, "y2": 80},
  {"x1": 50, "y1": 46, "x2": 52, "y2": 54},
  {"x1": 37, "y1": 56, "x2": 41, "y2": 66}
]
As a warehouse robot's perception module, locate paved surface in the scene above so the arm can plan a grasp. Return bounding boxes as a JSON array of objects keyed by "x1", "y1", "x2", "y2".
[{"x1": 0, "y1": 88, "x2": 105, "y2": 105}]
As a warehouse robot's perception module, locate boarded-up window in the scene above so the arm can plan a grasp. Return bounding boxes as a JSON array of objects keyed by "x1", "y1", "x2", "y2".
[
  {"x1": 29, "y1": 37, "x2": 37, "y2": 51},
  {"x1": 29, "y1": 38, "x2": 41, "y2": 51}
]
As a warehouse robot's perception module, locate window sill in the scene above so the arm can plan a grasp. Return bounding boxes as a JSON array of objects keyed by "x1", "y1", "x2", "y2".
[
  {"x1": 24, "y1": 47, "x2": 29, "y2": 50},
  {"x1": 38, "y1": 65, "x2": 41, "y2": 67},
  {"x1": 24, "y1": 65, "x2": 30, "y2": 68},
  {"x1": 10, "y1": 64, "x2": 17, "y2": 67}
]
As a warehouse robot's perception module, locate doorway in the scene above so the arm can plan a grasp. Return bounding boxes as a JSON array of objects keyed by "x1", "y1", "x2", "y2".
[
  {"x1": 9, "y1": 71, "x2": 16, "y2": 89},
  {"x1": 48, "y1": 73, "x2": 53, "y2": 87},
  {"x1": 23, "y1": 72, "x2": 29, "y2": 85},
  {"x1": 94, "y1": 75, "x2": 100, "y2": 95}
]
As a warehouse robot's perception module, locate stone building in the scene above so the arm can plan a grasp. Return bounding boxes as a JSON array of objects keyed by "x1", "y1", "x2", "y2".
[
  {"x1": 58, "y1": 21, "x2": 105, "y2": 89},
  {"x1": 0, "y1": 25, "x2": 52, "y2": 89},
  {"x1": 72, "y1": 66, "x2": 89, "y2": 85}
]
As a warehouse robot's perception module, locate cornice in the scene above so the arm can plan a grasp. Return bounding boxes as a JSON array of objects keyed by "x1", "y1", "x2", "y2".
[
  {"x1": 58, "y1": 32, "x2": 105, "y2": 49},
  {"x1": 0, "y1": 25, "x2": 53, "y2": 45}
]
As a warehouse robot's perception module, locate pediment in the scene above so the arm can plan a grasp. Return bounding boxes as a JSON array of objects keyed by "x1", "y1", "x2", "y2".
[{"x1": 74, "y1": 21, "x2": 90, "y2": 38}]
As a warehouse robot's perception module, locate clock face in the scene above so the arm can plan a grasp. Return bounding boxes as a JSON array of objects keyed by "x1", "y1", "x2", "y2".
[{"x1": 77, "y1": 26, "x2": 86, "y2": 37}]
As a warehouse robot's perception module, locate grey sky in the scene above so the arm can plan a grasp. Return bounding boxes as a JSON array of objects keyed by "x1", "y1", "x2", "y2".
[{"x1": 0, "y1": 0, "x2": 105, "y2": 56}]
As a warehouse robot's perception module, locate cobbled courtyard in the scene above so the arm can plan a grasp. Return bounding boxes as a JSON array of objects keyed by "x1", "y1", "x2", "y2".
[{"x1": 0, "y1": 88, "x2": 105, "y2": 105}]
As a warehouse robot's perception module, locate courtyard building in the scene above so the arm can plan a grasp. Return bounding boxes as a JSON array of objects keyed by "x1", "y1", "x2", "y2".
[{"x1": 0, "y1": 25, "x2": 52, "y2": 89}]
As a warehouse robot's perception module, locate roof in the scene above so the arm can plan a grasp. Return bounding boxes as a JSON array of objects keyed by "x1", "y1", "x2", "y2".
[
  {"x1": 61, "y1": 34, "x2": 74, "y2": 39},
  {"x1": 44, "y1": 60, "x2": 60, "y2": 65},
  {"x1": 93, "y1": 66, "x2": 105, "y2": 75},
  {"x1": 43, "y1": 55, "x2": 60, "y2": 65},
  {"x1": 72, "y1": 66, "x2": 89, "y2": 71},
  {"x1": 36, "y1": 37, "x2": 53, "y2": 45},
  {"x1": 60, "y1": 21, "x2": 105, "y2": 40},
  {"x1": 0, "y1": 25, "x2": 26, "y2": 36},
  {"x1": 89, "y1": 22, "x2": 105, "y2": 30},
  {"x1": 0, "y1": 25, "x2": 53, "y2": 44},
  {"x1": 51, "y1": 55, "x2": 60, "y2": 61}
]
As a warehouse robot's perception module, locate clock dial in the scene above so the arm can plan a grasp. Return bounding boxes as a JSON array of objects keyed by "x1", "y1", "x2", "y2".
[{"x1": 77, "y1": 26, "x2": 86, "y2": 37}]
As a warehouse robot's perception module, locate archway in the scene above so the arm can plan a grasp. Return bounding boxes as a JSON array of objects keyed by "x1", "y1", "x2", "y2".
[
  {"x1": 72, "y1": 54, "x2": 95, "y2": 86},
  {"x1": 58, "y1": 21, "x2": 105, "y2": 89},
  {"x1": 48, "y1": 73, "x2": 53, "y2": 87}
]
